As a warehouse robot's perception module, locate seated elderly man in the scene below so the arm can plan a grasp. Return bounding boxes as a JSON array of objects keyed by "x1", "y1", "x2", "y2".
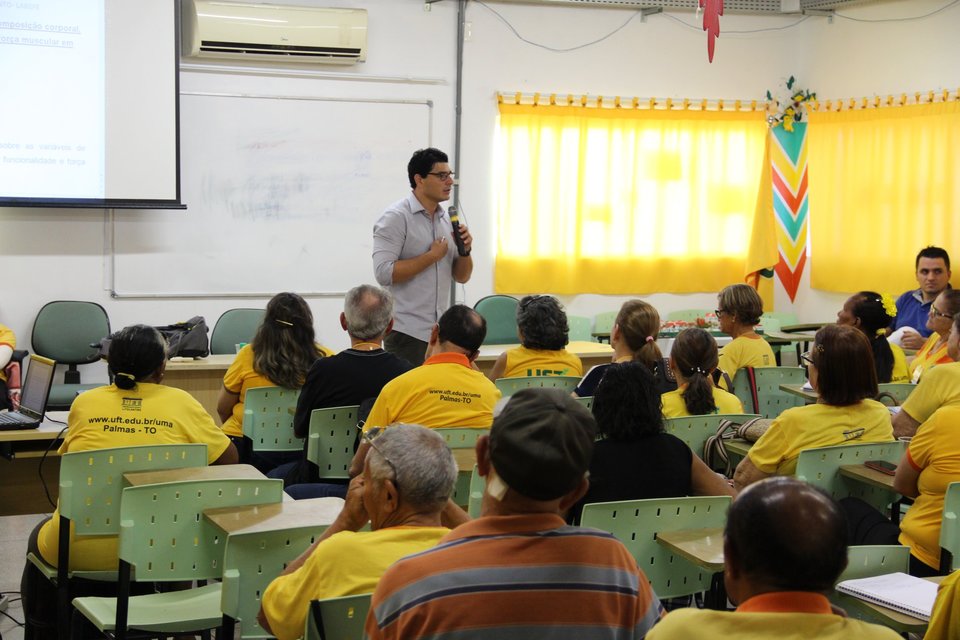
[
  {"x1": 366, "y1": 389, "x2": 663, "y2": 639},
  {"x1": 648, "y1": 477, "x2": 900, "y2": 640},
  {"x1": 257, "y1": 424, "x2": 455, "y2": 640}
]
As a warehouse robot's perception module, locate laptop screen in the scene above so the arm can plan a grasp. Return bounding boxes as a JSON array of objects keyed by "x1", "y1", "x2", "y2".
[{"x1": 19, "y1": 355, "x2": 56, "y2": 419}]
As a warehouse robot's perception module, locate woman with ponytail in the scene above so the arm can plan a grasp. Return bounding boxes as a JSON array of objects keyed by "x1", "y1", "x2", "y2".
[
  {"x1": 661, "y1": 327, "x2": 744, "y2": 417},
  {"x1": 837, "y1": 291, "x2": 909, "y2": 383},
  {"x1": 23, "y1": 325, "x2": 236, "y2": 637},
  {"x1": 218, "y1": 292, "x2": 332, "y2": 463},
  {"x1": 573, "y1": 299, "x2": 677, "y2": 397}
]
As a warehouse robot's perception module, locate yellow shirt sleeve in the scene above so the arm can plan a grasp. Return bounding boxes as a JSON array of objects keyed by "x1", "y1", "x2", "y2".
[{"x1": 745, "y1": 415, "x2": 790, "y2": 474}]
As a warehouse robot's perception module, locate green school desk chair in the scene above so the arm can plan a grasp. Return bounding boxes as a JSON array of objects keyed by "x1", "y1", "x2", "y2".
[
  {"x1": 27, "y1": 444, "x2": 208, "y2": 640},
  {"x1": 581, "y1": 496, "x2": 731, "y2": 601},
  {"x1": 876, "y1": 382, "x2": 916, "y2": 406},
  {"x1": 494, "y1": 375, "x2": 581, "y2": 397},
  {"x1": 664, "y1": 413, "x2": 760, "y2": 460},
  {"x1": 939, "y1": 482, "x2": 960, "y2": 574},
  {"x1": 832, "y1": 546, "x2": 920, "y2": 634},
  {"x1": 31, "y1": 300, "x2": 111, "y2": 410},
  {"x1": 307, "y1": 405, "x2": 360, "y2": 481},
  {"x1": 473, "y1": 295, "x2": 519, "y2": 345},
  {"x1": 731, "y1": 366, "x2": 806, "y2": 418},
  {"x1": 592, "y1": 311, "x2": 618, "y2": 337},
  {"x1": 434, "y1": 428, "x2": 489, "y2": 507},
  {"x1": 468, "y1": 465, "x2": 484, "y2": 519},
  {"x1": 71, "y1": 477, "x2": 284, "y2": 640},
  {"x1": 210, "y1": 308, "x2": 265, "y2": 355},
  {"x1": 794, "y1": 441, "x2": 906, "y2": 516},
  {"x1": 567, "y1": 315, "x2": 593, "y2": 342},
  {"x1": 221, "y1": 524, "x2": 328, "y2": 639},
  {"x1": 574, "y1": 395, "x2": 593, "y2": 411},
  {"x1": 306, "y1": 593, "x2": 372, "y2": 640},
  {"x1": 665, "y1": 309, "x2": 711, "y2": 323},
  {"x1": 242, "y1": 386, "x2": 301, "y2": 453}
]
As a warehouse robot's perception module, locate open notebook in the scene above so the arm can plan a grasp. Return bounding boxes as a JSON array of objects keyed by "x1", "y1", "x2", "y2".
[{"x1": 836, "y1": 572, "x2": 938, "y2": 621}]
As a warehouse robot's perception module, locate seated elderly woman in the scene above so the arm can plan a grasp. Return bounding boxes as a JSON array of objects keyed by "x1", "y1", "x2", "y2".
[
  {"x1": 908, "y1": 289, "x2": 960, "y2": 383},
  {"x1": 573, "y1": 299, "x2": 676, "y2": 398},
  {"x1": 486, "y1": 294, "x2": 583, "y2": 381},
  {"x1": 734, "y1": 324, "x2": 895, "y2": 490},
  {"x1": 570, "y1": 362, "x2": 734, "y2": 522},
  {"x1": 661, "y1": 328, "x2": 744, "y2": 418},
  {"x1": 21, "y1": 325, "x2": 237, "y2": 639},
  {"x1": 837, "y1": 291, "x2": 909, "y2": 383},
  {"x1": 715, "y1": 283, "x2": 776, "y2": 389},
  {"x1": 893, "y1": 312, "x2": 960, "y2": 438}
]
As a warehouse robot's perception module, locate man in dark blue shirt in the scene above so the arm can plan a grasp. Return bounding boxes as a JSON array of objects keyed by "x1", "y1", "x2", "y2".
[{"x1": 891, "y1": 246, "x2": 952, "y2": 350}]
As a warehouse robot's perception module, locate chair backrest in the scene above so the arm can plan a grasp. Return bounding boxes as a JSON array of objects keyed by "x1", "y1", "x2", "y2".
[
  {"x1": 664, "y1": 413, "x2": 760, "y2": 459},
  {"x1": 467, "y1": 464, "x2": 484, "y2": 519},
  {"x1": 760, "y1": 311, "x2": 798, "y2": 327},
  {"x1": 731, "y1": 366, "x2": 806, "y2": 418},
  {"x1": 32, "y1": 300, "x2": 111, "y2": 368},
  {"x1": 59, "y1": 444, "x2": 209, "y2": 535},
  {"x1": 210, "y1": 308, "x2": 265, "y2": 355},
  {"x1": 433, "y1": 427, "x2": 489, "y2": 449},
  {"x1": 574, "y1": 395, "x2": 593, "y2": 411},
  {"x1": 795, "y1": 441, "x2": 905, "y2": 513},
  {"x1": 876, "y1": 383, "x2": 916, "y2": 406},
  {"x1": 838, "y1": 545, "x2": 911, "y2": 583},
  {"x1": 222, "y1": 524, "x2": 328, "y2": 639},
  {"x1": 242, "y1": 386, "x2": 301, "y2": 452},
  {"x1": 307, "y1": 593, "x2": 372, "y2": 640},
  {"x1": 118, "y1": 478, "x2": 284, "y2": 582},
  {"x1": 567, "y1": 315, "x2": 593, "y2": 342},
  {"x1": 580, "y1": 496, "x2": 731, "y2": 599},
  {"x1": 473, "y1": 295, "x2": 519, "y2": 345},
  {"x1": 592, "y1": 311, "x2": 617, "y2": 336},
  {"x1": 307, "y1": 405, "x2": 360, "y2": 481},
  {"x1": 495, "y1": 375, "x2": 581, "y2": 397},
  {"x1": 939, "y1": 482, "x2": 960, "y2": 573},
  {"x1": 666, "y1": 309, "x2": 710, "y2": 323}
]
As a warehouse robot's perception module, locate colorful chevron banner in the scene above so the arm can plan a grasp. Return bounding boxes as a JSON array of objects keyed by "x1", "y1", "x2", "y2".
[{"x1": 770, "y1": 122, "x2": 808, "y2": 301}]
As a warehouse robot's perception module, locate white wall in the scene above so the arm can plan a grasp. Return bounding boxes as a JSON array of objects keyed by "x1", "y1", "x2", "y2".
[{"x1": 0, "y1": 0, "x2": 957, "y2": 381}]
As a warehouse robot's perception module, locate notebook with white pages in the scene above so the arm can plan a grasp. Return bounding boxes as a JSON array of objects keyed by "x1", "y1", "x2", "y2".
[{"x1": 835, "y1": 572, "x2": 938, "y2": 621}]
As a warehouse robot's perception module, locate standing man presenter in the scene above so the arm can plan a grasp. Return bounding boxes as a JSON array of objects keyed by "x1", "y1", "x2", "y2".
[{"x1": 373, "y1": 148, "x2": 473, "y2": 366}]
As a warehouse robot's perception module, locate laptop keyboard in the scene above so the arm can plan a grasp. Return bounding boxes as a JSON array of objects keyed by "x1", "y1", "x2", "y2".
[{"x1": 0, "y1": 412, "x2": 31, "y2": 425}]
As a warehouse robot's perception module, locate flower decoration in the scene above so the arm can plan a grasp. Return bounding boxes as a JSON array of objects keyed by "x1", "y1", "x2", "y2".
[
  {"x1": 766, "y1": 76, "x2": 816, "y2": 132},
  {"x1": 879, "y1": 293, "x2": 898, "y2": 319}
]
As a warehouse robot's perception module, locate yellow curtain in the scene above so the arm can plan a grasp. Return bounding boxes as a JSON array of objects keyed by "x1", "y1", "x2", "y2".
[
  {"x1": 807, "y1": 101, "x2": 960, "y2": 293},
  {"x1": 494, "y1": 103, "x2": 769, "y2": 295}
]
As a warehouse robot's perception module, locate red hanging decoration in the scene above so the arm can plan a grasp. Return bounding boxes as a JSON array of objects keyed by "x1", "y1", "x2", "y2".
[{"x1": 699, "y1": 0, "x2": 723, "y2": 63}]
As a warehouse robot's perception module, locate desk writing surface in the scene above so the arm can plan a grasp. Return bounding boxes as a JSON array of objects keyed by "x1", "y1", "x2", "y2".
[
  {"x1": 204, "y1": 496, "x2": 344, "y2": 535},
  {"x1": 656, "y1": 527, "x2": 725, "y2": 572},
  {"x1": 780, "y1": 383, "x2": 818, "y2": 403},
  {"x1": 123, "y1": 463, "x2": 264, "y2": 486},
  {"x1": 836, "y1": 575, "x2": 942, "y2": 632},
  {"x1": 839, "y1": 464, "x2": 897, "y2": 491},
  {"x1": 0, "y1": 411, "x2": 69, "y2": 443},
  {"x1": 452, "y1": 448, "x2": 477, "y2": 473},
  {"x1": 725, "y1": 439, "x2": 753, "y2": 457}
]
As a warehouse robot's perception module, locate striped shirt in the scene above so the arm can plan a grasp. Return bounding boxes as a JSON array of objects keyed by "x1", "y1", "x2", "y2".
[{"x1": 366, "y1": 513, "x2": 663, "y2": 640}]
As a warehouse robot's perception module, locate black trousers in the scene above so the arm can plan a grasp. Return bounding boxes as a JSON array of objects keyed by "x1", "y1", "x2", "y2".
[{"x1": 384, "y1": 331, "x2": 428, "y2": 367}]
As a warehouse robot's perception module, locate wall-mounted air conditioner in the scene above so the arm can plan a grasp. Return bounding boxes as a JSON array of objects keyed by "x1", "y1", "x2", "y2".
[{"x1": 181, "y1": 0, "x2": 367, "y2": 65}]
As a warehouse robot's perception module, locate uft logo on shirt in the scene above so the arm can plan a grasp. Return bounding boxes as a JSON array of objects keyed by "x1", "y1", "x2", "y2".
[{"x1": 122, "y1": 398, "x2": 143, "y2": 412}]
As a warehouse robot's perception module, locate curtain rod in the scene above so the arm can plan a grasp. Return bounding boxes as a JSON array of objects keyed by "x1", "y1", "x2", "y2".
[
  {"x1": 498, "y1": 91, "x2": 763, "y2": 112},
  {"x1": 809, "y1": 89, "x2": 960, "y2": 112}
]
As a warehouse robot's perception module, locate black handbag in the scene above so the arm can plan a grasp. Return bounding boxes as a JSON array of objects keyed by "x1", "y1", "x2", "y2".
[{"x1": 155, "y1": 316, "x2": 210, "y2": 358}]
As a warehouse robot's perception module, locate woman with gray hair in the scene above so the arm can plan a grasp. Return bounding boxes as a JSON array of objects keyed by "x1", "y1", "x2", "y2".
[{"x1": 487, "y1": 295, "x2": 583, "y2": 381}]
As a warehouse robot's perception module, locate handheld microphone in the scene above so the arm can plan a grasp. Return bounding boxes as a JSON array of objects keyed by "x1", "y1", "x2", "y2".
[{"x1": 448, "y1": 205, "x2": 470, "y2": 257}]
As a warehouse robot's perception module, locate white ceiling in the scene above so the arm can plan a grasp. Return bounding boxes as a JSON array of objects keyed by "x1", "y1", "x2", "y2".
[{"x1": 488, "y1": 0, "x2": 887, "y2": 14}]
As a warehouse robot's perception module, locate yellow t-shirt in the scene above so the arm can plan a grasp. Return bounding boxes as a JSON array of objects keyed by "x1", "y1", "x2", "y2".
[
  {"x1": 926, "y1": 569, "x2": 960, "y2": 640},
  {"x1": 0, "y1": 323, "x2": 15, "y2": 383},
  {"x1": 502, "y1": 345, "x2": 583, "y2": 379},
  {"x1": 221, "y1": 343, "x2": 333, "y2": 437},
  {"x1": 363, "y1": 352, "x2": 500, "y2": 431},
  {"x1": 747, "y1": 400, "x2": 894, "y2": 476},
  {"x1": 899, "y1": 406, "x2": 960, "y2": 570},
  {"x1": 261, "y1": 526, "x2": 449, "y2": 640},
  {"x1": 717, "y1": 334, "x2": 775, "y2": 390},
  {"x1": 890, "y1": 343, "x2": 910, "y2": 383},
  {"x1": 901, "y1": 362, "x2": 960, "y2": 424},
  {"x1": 37, "y1": 382, "x2": 233, "y2": 570},
  {"x1": 661, "y1": 385, "x2": 744, "y2": 418},
  {"x1": 909, "y1": 333, "x2": 953, "y2": 383}
]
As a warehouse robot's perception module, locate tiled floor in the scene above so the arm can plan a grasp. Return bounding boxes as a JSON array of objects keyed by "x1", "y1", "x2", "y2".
[{"x1": 0, "y1": 513, "x2": 49, "y2": 640}]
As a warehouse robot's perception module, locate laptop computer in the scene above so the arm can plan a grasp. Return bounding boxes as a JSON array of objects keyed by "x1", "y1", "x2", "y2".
[{"x1": 0, "y1": 354, "x2": 57, "y2": 430}]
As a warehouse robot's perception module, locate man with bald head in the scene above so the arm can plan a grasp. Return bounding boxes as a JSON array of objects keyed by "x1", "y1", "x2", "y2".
[{"x1": 648, "y1": 477, "x2": 900, "y2": 640}]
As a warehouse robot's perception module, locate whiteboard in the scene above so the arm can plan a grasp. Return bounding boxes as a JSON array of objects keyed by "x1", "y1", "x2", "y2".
[{"x1": 112, "y1": 92, "x2": 433, "y2": 296}]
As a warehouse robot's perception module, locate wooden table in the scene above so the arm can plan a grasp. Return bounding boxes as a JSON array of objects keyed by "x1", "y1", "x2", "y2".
[
  {"x1": 477, "y1": 341, "x2": 613, "y2": 375},
  {"x1": 0, "y1": 411, "x2": 70, "y2": 515},
  {"x1": 204, "y1": 496, "x2": 344, "y2": 535},
  {"x1": 780, "y1": 383, "x2": 818, "y2": 403},
  {"x1": 164, "y1": 354, "x2": 236, "y2": 422},
  {"x1": 656, "y1": 526, "x2": 726, "y2": 608},
  {"x1": 839, "y1": 464, "x2": 897, "y2": 491},
  {"x1": 123, "y1": 463, "x2": 265, "y2": 487}
]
